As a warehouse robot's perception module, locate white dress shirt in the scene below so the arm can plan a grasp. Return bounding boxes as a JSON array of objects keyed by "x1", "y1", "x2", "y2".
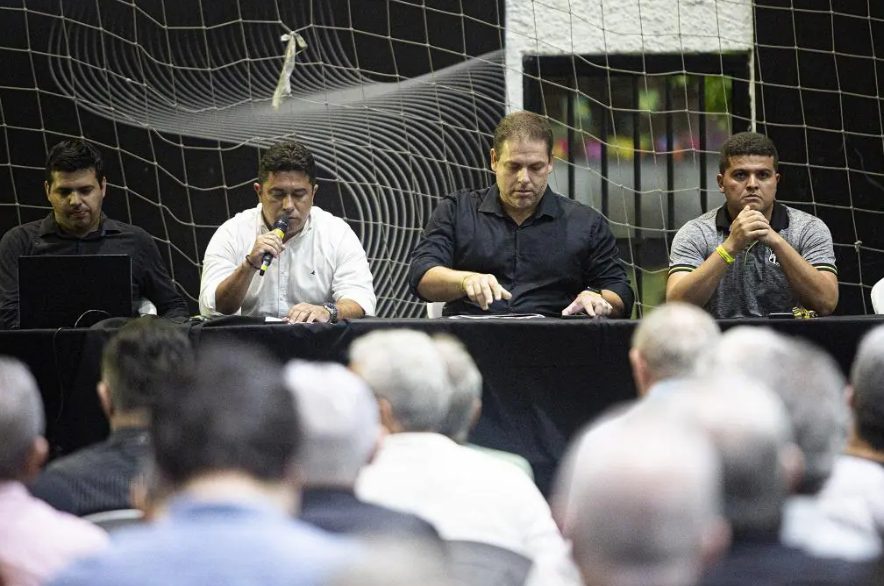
[
  {"x1": 356, "y1": 433, "x2": 581, "y2": 586},
  {"x1": 199, "y1": 204, "x2": 376, "y2": 318}
]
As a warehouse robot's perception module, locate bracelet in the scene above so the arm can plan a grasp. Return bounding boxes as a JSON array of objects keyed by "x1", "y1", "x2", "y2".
[
  {"x1": 244, "y1": 255, "x2": 261, "y2": 271},
  {"x1": 461, "y1": 274, "x2": 472, "y2": 293},
  {"x1": 715, "y1": 245, "x2": 735, "y2": 265}
]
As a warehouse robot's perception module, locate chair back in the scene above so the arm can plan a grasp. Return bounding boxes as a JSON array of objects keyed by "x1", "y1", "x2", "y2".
[
  {"x1": 446, "y1": 539, "x2": 533, "y2": 586},
  {"x1": 83, "y1": 508, "x2": 145, "y2": 532}
]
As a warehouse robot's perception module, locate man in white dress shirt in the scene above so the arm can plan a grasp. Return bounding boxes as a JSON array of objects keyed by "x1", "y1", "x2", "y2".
[
  {"x1": 199, "y1": 140, "x2": 375, "y2": 323},
  {"x1": 351, "y1": 329, "x2": 581, "y2": 586}
]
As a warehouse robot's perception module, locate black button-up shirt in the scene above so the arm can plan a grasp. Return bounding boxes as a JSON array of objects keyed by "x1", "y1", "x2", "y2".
[
  {"x1": 409, "y1": 186, "x2": 634, "y2": 316},
  {"x1": 0, "y1": 214, "x2": 190, "y2": 328}
]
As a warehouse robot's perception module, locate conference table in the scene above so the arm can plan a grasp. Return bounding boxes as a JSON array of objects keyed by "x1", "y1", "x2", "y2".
[{"x1": 1, "y1": 315, "x2": 881, "y2": 494}]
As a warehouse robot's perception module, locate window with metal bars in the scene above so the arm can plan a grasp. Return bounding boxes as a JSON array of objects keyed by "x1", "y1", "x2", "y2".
[{"x1": 523, "y1": 54, "x2": 750, "y2": 314}]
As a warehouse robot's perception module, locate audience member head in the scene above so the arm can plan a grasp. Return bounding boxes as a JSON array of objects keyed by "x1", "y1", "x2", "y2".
[
  {"x1": 698, "y1": 326, "x2": 848, "y2": 493},
  {"x1": 283, "y1": 360, "x2": 381, "y2": 488},
  {"x1": 718, "y1": 131, "x2": 778, "y2": 173},
  {"x1": 349, "y1": 329, "x2": 451, "y2": 433},
  {"x1": 328, "y1": 538, "x2": 455, "y2": 586},
  {"x1": 0, "y1": 357, "x2": 47, "y2": 482},
  {"x1": 553, "y1": 409, "x2": 727, "y2": 586},
  {"x1": 151, "y1": 341, "x2": 300, "y2": 493},
  {"x1": 433, "y1": 334, "x2": 483, "y2": 443},
  {"x1": 849, "y1": 325, "x2": 884, "y2": 452},
  {"x1": 629, "y1": 302, "x2": 720, "y2": 395},
  {"x1": 99, "y1": 317, "x2": 194, "y2": 425},
  {"x1": 45, "y1": 138, "x2": 105, "y2": 185},
  {"x1": 493, "y1": 110, "x2": 554, "y2": 160},
  {"x1": 664, "y1": 376, "x2": 799, "y2": 537},
  {"x1": 257, "y1": 140, "x2": 317, "y2": 186}
]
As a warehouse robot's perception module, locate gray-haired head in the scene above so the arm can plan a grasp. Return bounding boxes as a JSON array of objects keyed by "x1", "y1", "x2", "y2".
[
  {"x1": 328, "y1": 537, "x2": 455, "y2": 586},
  {"x1": 850, "y1": 324, "x2": 884, "y2": 452},
  {"x1": 664, "y1": 376, "x2": 794, "y2": 536},
  {"x1": 349, "y1": 329, "x2": 451, "y2": 432},
  {"x1": 630, "y1": 302, "x2": 721, "y2": 394},
  {"x1": 284, "y1": 360, "x2": 382, "y2": 487},
  {"x1": 0, "y1": 357, "x2": 45, "y2": 480},
  {"x1": 433, "y1": 334, "x2": 483, "y2": 443},
  {"x1": 553, "y1": 408, "x2": 724, "y2": 586},
  {"x1": 697, "y1": 326, "x2": 847, "y2": 493}
]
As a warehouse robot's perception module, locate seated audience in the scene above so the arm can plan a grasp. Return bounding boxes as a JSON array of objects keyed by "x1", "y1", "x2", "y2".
[
  {"x1": 698, "y1": 327, "x2": 853, "y2": 558},
  {"x1": 809, "y1": 324, "x2": 884, "y2": 560},
  {"x1": 0, "y1": 357, "x2": 108, "y2": 586},
  {"x1": 664, "y1": 377, "x2": 864, "y2": 585},
  {"x1": 552, "y1": 408, "x2": 728, "y2": 586},
  {"x1": 628, "y1": 302, "x2": 721, "y2": 397},
  {"x1": 31, "y1": 318, "x2": 193, "y2": 515},
  {"x1": 283, "y1": 360, "x2": 441, "y2": 540},
  {"x1": 432, "y1": 334, "x2": 533, "y2": 478},
  {"x1": 49, "y1": 342, "x2": 353, "y2": 586},
  {"x1": 351, "y1": 329, "x2": 581, "y2": 586}
]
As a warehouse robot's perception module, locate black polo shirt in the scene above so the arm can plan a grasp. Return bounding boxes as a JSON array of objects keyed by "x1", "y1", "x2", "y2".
[
  {"x1": 0, "y1": 213, "x2": 190, "y2": 328},
  {"x1": 408, "y1": 185, "x2": 633, "y2": 316}
]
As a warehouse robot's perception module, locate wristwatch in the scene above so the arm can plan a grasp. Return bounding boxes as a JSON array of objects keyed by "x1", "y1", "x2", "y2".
[
  {"x1": 323, "y1": 302, "x2": 339, "y2": 324},
  {"x1": 585, "y1": 287, "x2": 603, "y2": 296}
]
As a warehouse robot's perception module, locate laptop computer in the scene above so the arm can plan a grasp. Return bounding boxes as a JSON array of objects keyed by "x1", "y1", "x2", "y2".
[{"x1": 18, "y1": 254, "x2": 134, "y2": 328}]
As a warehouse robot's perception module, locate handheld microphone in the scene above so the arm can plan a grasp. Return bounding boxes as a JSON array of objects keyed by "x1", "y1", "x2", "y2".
[{"x1": 259, "y1": 216, "x2": 289, "y2": 276}]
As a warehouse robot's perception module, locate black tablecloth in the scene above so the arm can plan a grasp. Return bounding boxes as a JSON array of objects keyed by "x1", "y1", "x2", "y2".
[{"x1": 2, "y1": 315, "x2": 881, "y2": 494}]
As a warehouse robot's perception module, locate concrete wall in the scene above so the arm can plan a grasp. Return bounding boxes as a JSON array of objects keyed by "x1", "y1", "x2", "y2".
[{"x1": 505, "y1": 0, "x2": 754, "y2": 109}]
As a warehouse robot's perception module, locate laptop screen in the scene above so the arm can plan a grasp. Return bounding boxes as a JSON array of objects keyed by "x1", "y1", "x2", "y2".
[{"x1": 18, "y1": 254, "x2": 134, "y2": 328}]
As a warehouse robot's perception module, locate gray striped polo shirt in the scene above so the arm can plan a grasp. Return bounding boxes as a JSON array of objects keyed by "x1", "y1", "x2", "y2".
[{"x1": 669, "y1": 203, "x2": 837, "y2": 318}]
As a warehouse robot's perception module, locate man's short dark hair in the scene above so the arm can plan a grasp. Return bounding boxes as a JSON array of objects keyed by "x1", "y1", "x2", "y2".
[
  {"x1": 151, "y1": 341, "x2": 300, "y2": 487},
  {"x1": 46, "y1": 139, "x2": 105, "y2": 185},
  {"x1": 493, "y1": 111, "x2": 553, "y2": 160},
  {"x1": 101, "y1": 318, "x2": 194, "y2": 413},
  {"x1": 258, "y1": 140, "x2": 316, "y2": 185},
  {"x1": 718, "y1": 132, "x2": 779, "y2": 173}
]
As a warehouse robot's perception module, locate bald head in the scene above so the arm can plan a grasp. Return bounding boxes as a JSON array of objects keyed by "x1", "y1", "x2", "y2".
[
  {"x1": 554, "y1": 410, "x2": 724, "y2": 586},
  {"x1": 664, "y1": 377, "x2": 794, "y2": 535},
  {"x1": 284, "y1": 360, "x2": 382, "y2": 487},
  {"x1": 0, "y1": 357, "x2": 45, "y2": 480},
  {"x1": 630, "y1": 302, "x2": 720, "y2": 395}
]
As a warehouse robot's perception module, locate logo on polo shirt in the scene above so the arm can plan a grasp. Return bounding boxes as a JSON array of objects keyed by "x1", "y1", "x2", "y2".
[{"x1": 768, "y1": 250, "x2": 780, "y2": 266}]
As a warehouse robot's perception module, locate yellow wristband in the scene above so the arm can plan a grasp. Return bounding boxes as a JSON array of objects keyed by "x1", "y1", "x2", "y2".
[{"x1": 716, "y1": 245, "x2": 735, "y2": 265}]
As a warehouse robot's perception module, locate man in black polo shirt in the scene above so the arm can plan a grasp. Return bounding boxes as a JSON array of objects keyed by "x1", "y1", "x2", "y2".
[
  {"x1": 408, "y1": 111, "x2": 633, "y2": 317},
  {"x1": 0, "y1": 139, "x2": 189, "y2": 328}
]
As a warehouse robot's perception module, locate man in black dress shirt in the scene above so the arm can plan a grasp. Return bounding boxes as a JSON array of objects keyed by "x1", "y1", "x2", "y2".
[
  {"x1": 0, "y1": 139, "x2": 189, "y2": 328},
  {"x1": 409, "y1": 111, "x2": 633, "y2": 317},
  {"x1": 30, "y1": 318, "x2": 194, "y2": 515}
]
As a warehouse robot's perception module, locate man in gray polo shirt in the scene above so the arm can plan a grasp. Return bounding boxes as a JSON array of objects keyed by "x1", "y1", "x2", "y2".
[{"x1": 667, "y1": 132, "x2": 838, "y2": 318}]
